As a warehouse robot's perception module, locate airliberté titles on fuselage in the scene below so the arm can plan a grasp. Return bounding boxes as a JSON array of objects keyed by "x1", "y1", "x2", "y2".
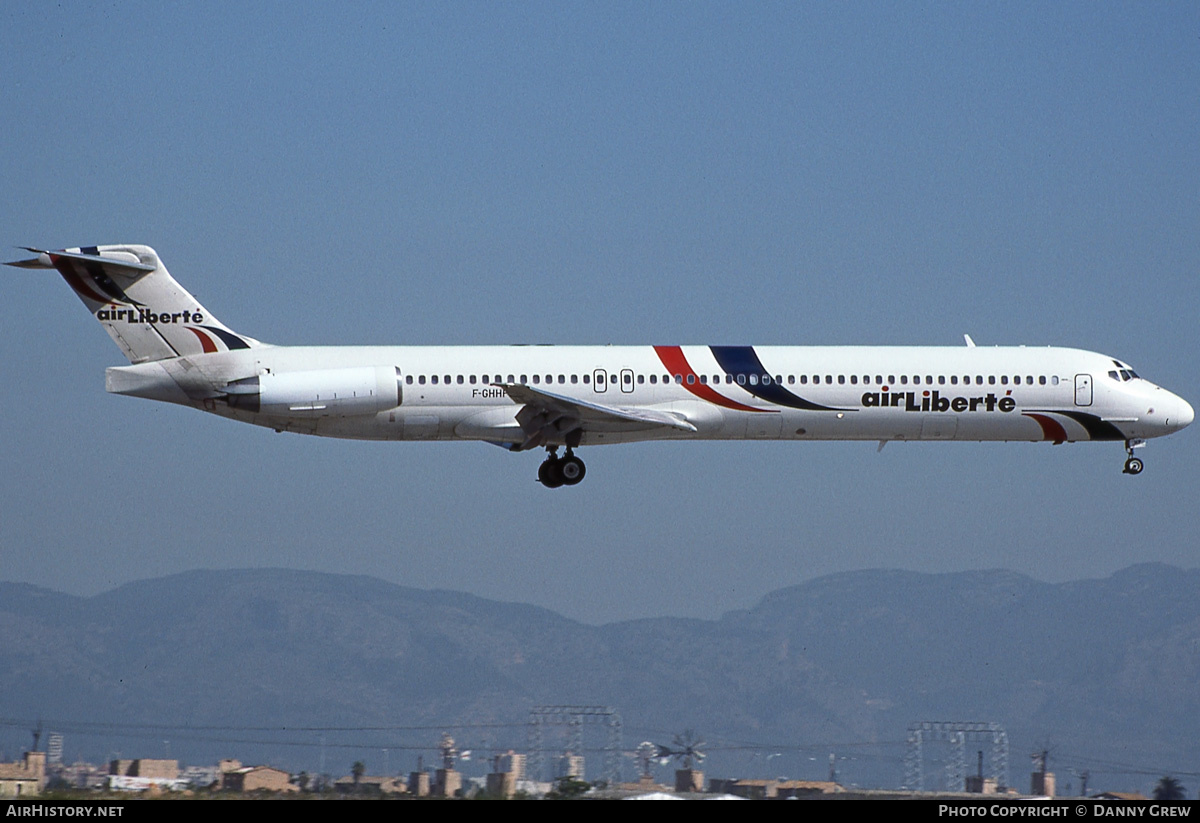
[{"x1": 9, "y1": 244, "x2": 1192, "y2": 488}]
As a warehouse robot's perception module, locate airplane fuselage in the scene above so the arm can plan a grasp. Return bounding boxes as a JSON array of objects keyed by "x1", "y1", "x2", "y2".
[{"x1": 108, "y1": 342, "x2": 1192, "y2": 448}]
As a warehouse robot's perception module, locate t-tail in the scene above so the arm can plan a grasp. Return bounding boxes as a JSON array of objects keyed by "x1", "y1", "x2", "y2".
[{"x1": 7, "y1": 244, "x2": 258, "y2": 363}]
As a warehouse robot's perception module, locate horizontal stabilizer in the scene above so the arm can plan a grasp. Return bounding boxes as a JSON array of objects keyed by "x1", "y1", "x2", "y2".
[{"x1": 7, "y1": 247, "x2": 156, "y2": 274}]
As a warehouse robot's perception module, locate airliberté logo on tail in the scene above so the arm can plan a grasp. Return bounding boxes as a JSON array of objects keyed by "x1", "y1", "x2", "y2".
[{"x1": 96, "y1": 305, "x2": 205, "y2": 324}]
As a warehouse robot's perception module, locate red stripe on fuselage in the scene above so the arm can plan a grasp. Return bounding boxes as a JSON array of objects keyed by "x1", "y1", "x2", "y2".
[
  {"x1": 653, "y1": 346, "x2": 770, "y2": 413},
  {"x1": 1025, "y1": 413, "x2": 1068, "y2": 442}
]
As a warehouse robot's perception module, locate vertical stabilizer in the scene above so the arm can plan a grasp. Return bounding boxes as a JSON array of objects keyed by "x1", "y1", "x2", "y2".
[{"x1": 7, "y1": 244, "x2": 259, "y2": 363}]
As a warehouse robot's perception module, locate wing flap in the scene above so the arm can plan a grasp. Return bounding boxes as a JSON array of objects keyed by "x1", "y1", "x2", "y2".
[{"x1": 500, "y1": 384, "x2": 696, "y2": 450}]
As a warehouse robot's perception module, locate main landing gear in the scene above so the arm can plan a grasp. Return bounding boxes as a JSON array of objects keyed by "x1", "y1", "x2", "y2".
[
  {"x1": 1122, "y1": 439, "x2": 1144, "y2": 476},
  {"x1": 538, "y1": 447, "x2": 587, "y2": 488}
]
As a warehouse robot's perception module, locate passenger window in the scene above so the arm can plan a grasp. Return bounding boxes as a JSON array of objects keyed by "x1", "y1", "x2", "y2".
[
  {"x1": 950, "y1": 376, "x2": 958, "y2": 385},
  {"x1": 583, "y1": 374, "x2": 590, "y2": 384},
  {"x1": 650, "y1": 375, "x2": 657, "y2": 384},
  {"x1": 687, "y1": 374, "x2": 696, "y2": 385},
  {"x1": 572, "y1": 374, "x2": 579, "y2": 384},
  {"x1": 1001, "y1": 376, "x2": 1008, "y2": 385},
  {"x1": 469, "y1": 375, "x2": 476, "y2": 385},
  {"x1": 674, "y1": 374, "x2": 683, "y2": 384},
  {"x1": 457, "y1": 375, "x2": 464, "y2": 384},
  {"x1": 749, "y1": 374, "x2": 759, "y2": 386},
  {"x1": 850, "y1": 375, "x2": 858, "y2": 384},
  {"x1": 406, "y1": 375, "x2": 413, "y2": 385},
  {"x1": 888, "y1": 375, "x2": 895, "y2": 384},
  {"x1": 532, "y1": 375, "x2": 540, "y2": 384},
  {"x1": 419, "y1": 376, "x2": 426, "y2": 385},
  {"x1": 737, "y1": 374, "x2": 746, "y2": 385},
  {"x1": 988, "y1": 376, "x2": 996, "y2": 385},
  {"x1": 1039, "y1": 376, "x2": 1047, "y2": 385},
  {"x1": 900, "y1": 375, "x2": 908, "y2": 385},
  {"x1": 561, "y1": 375, "x2": 567, "y2": 384},
  {"x1": 761, "y1": 375, "x2": 771, "y2": 385},
  {"x1": 699, "y1": 374, "x2": 708, "y2": 384},
  {"x1": 838, "y1": 375, "x2": 845, "y2": 385},
  {"x1": 636, "y1": 375, "x2": 643, "y2": 384},
  {"x1": 788, "y1": 375, "x2": 795, "y2": 385},
  {"x1": 825, "y1": 375, "x2": 833, "y2": 384},
  {"x1": 431, "y1": 375, "x2": 439, "y2": 385},
  {"x1": 800, "y1": 375, "x2": 808, "y2": 384},
  {"x1": 938, "y1": 376, "x2": 946, "y2": 385}
]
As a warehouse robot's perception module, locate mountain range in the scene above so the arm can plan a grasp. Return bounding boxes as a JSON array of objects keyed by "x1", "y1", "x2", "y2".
[{"x1": 2, "y1": 563, "x2": 1196, "y2": 793}]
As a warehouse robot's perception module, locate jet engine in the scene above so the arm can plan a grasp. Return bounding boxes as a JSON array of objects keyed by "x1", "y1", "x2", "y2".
[{"x1": 224, "y1": 366, "x2": 401, "y2": 416}]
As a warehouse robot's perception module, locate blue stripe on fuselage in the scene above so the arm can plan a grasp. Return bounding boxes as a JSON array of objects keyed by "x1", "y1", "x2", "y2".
[{"x1": 708, "y1": 346, "x2": 844, "y2": 411}]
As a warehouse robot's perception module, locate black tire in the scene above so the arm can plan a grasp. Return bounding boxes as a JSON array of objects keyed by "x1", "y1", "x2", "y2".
[
  {"x1": 539, "y1": 458, "x2": 564, "y2": 488},
  {"x1": 559, "y1": 455, "x2": 586, "y2": 486},
  {"x1": 1124, "y1": 457, "x2": 1144, "y2": 475}
]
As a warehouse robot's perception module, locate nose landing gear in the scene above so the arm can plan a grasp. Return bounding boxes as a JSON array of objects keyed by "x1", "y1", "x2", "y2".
[
  {"x1": 537, "y1": 447, "x2": 587, "y2": 488},
  {"x1": 1122, "y1": 439, "x2": 1144, "y2": 475}
]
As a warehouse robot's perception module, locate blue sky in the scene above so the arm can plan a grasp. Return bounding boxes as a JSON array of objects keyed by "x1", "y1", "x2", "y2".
[{"x1": 2, "y1": 2, "x2": 1197, "y2": 624}]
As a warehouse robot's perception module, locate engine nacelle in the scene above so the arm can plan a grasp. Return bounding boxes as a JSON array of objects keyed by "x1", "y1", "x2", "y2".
[{"x1": 225, "y1": 366, "x2": 401, "y2": 417}]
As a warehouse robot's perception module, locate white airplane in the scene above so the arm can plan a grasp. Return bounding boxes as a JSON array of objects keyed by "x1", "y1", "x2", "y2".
[{"x1": 10, "y1": 244, "x2": 1193, "y2": 487}]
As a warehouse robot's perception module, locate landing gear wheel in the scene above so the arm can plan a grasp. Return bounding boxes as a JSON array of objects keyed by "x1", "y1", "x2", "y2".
[
  {"x1": 538, "y1": 458, "x2": 564, "y2": 488},
  {"x1": 559, "y1": 455, "x2": 586, "y2": 486},
  {"x1": 1122, "y1": 439, "x2": 1144, "y2": 476}
]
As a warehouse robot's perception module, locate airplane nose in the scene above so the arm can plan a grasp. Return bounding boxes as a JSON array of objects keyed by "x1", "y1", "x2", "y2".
[{"x1": 1176, "y1": 396, "x2": 1194, "y2": 430}]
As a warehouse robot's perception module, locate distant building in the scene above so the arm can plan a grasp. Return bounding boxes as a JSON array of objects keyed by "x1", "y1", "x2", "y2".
[
  {"x1": 220, "y1": 764, "x2": 297, "y2": 793},
  {"x1": 708, "y1": 778, "x2": 844, "y2": 799},
  {"x1": 486, "y1": 751, "x2": 528, "y2": 799},
  {"x1": 555, "y1": 753, "x2": 585, "y2": 780},
  {"x1": 109, "y1": 759, "x2": 178, "y2": 780},
  {"x1": 1031, "y1": 770, "x2": 1056, "y2": 797},
  {"x1": 0, "y1": 752, "x2": 46, "y2": 797},
  {"x1": 333, "y1": 774, "x2": 406, "y2": 796},
  {"x1": 434, "y1": 768, "x2": 461, "y2": 797},
  {"x1": 675, "y1": 768, "x2": 704, "y2": 793},
  {"x1": 408, "y1": 770, "x2": 430, "y2": 797},
  {"x1": 107, "y1": 758, "x2": 186, "y2": 792},
  {"x1": 774, "y1": 780, "x2": 844, "y2": 799},
  {"x1": 180, "y1": 764, "x2": 220, "y2": 789},
  {"x1": 46, "y1": 734, "x2": 63, "y2": 766},
  {"x1": 965, "y1": 774, "x2": 999, "y2": 794}
]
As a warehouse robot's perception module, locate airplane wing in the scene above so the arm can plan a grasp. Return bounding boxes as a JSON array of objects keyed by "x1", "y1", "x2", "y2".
[{"x1": 500, "y1": 384, "x2": 696, "y2": 451}]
